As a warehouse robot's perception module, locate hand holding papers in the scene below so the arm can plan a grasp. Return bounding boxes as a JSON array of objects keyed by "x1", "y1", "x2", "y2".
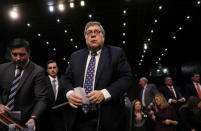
[{"x1": 74, "y1": 87, "x2": 90, "y2": 104}]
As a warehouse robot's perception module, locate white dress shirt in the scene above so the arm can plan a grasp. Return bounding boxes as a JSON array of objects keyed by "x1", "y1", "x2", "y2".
[{"x1": 67, "y1": 49, "x2": 111, "y2": 101}]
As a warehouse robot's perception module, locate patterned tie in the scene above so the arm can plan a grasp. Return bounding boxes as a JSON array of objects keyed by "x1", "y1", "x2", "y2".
[
  {"x1": 169, "y1": 86, "x2": 176, "y2": 98},
  {"x1": 52, "y1": 79, "x2": 56, "y2": 97},
  {"x1": 7, "y1": 67, "x2": 22, "y2": 111},
  {"x1": 82, "y1": 52, "x2": 96, "y2": 114}
]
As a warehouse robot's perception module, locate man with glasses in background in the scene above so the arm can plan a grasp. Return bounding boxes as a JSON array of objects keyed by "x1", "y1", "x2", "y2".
[
  {"x1": 0, "y1": 38, "x2": 48, "y2": 131},
  {"x1": 62, "y1": 21, "x2": 133, "y2": 131}
]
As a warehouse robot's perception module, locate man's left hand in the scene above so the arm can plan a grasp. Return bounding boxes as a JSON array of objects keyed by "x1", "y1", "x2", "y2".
[
  {"x1": 25, "y1": 118, "x2": 36, "y2": 131},
  {"x1": 87, "y1": 90, "x2": 104, "y2": 104}
]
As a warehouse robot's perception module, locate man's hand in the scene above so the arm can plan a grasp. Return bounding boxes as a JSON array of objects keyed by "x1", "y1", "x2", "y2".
[
  {"x1": 177, "y1": 98, "x2": 185, "y2": 103},
  {"x1": 0, "y1": 104, "x2": 10, "y2": 113},
  {"x1": 87, "y1": 90, "x2": 104, "y2": 104},
  {"x1": 162, "y1": 119, "x2": 172, "y2": 125},
  {"x1": 68, "y1": 93, "x2": 83, "y2": 108},
  {"x1": 25, "y1": 118, "x2": 36, "y2": 131},
  {"x1": 171, "y1": 99, "x2": 177, "y2": 104}
]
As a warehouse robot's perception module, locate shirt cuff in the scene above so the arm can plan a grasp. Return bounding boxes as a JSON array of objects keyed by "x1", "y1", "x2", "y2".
[
  {"x1": 66, "y1": 90, "x2": 74, "y2": 100},
  {"x1": 168, "y1": 99, "x2": 172, "y2": 104},
  {"x1": 101, "y1": 89, "x2": 111, "y2": 101}
]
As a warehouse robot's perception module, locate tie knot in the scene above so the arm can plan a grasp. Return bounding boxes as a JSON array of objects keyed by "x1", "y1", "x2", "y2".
[
  {"x1": 53, "y1": 79, "x2": 56, "y2": 83},
  {"x1": 91, "y1": 52, "x2": 96, "y2": 57},
  {"x1": 17, "y1": 66, "x2": 23, "y2": 71}
]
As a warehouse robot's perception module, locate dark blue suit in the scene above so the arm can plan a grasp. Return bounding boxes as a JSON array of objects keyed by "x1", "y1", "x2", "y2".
[
  {"x1": 62, "y1": 45, "x2": 133, "y2": 131},
  {"x1": 185, "y1": 82, "x2": 199, "y2": 99}
]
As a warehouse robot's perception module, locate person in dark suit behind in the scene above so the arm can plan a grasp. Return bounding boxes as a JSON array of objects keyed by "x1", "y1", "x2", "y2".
[
  {"x1": 62, "y1": 21, "x2": 133, "y2": 131},
  {"x1": 139, "y1": 77, "x2": 159, "y2": 109},
  {"x1": 160, "y1": 76, "x2": 185, "y2": 111},
  {"x1": 185, "y1": 73, "x2": 201, "y2": 100},
  {"x1": 44, "y1": 60, "x2": 68, "y2": 131},
  {"x1": 0, "y1": 38, "x2": 48, "y2": 130}
]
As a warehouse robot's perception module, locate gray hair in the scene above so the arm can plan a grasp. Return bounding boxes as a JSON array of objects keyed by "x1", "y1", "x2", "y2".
[
  {"x1": 140, "y1": 77, "x2": 148, "y2": 83},
  {"x1": 84, "y1": 21, "x2": 105, "y2": 38}
]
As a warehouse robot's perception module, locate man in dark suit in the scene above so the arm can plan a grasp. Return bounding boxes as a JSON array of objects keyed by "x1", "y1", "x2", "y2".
[
  {"x1": 0, "y1": 38, "x2": 48, "y2": 130},
  {"x1": 160, "y1": 76, "x2": 185, "y2": 111},
  {"x1": 139, "y1": 77, "x2": 159, "y2": 109},
  {"x1": 62, "y1": 21, "x2": 133, "y2": 131},
  {"x1": 185, "y1": 73, "x2": 201, "y2": 99},
  {"x1": 44, "y1": 60, "x2": 67, "y2": 131}
]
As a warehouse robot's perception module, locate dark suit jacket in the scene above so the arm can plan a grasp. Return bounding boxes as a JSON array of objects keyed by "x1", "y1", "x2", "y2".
[
  {"x1": 160, "y1": 85, "x2": 184, "y2": 101},
  {"x1": 62, "y1": 45, "x2": 133, "y2": 130},
  {"x1": 160, "y1": 85, "x2": 185, "y2": 110},
  {"x1": 0, "y1": 61, "x2": 48, "y2": 124},
  {"x1": 39, "y1": 77, "x2": 68, "y2": 131},
  {"x1": 140, "y1": 84, "x2": 158, "y2": 107},
  {"x1": 185, "y1": 82, "x2": 199, "y2": 100}
]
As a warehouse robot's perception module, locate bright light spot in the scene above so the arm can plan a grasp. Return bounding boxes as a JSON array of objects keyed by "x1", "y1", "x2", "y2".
[
  {"x1": 70, "y1": 38, "x2": 73, "y2": 42},
  {"x1": 53, "y1": 48, "x2": 56, "y2": 51},
  {"x1": 46, "y1": 41, "x2": 49, "y2": 45},
  {"x1": 148, "y1": 38, "x2": 151, "y2": 42},
  {"x1": 70, "y1": 2, "x2": 74, "y2": 8},
  {"x1": 49, "y1": 5, "x2": 55, "y2": 12},
  {"x1": 57, "y1": 19, "x2": 60, "y2": 23},
  {"x1": 123, "y1": 10, "x2": 127, "y2": 14},
  {"x1": 123, "y1": 22, "x2": 126, "y2": 26},
  {"x1": 150, "y1": 30, "x2": 154, "y2": 33},
  {"x1": 154, "y1": 19, "x2": 158, "y2": 23},
  {"x1": 172, "y1": 36, "x2": 176, "y2": 39},
  {"x1": 123, "y1": 33, "x2": 126, "y2": 36},
  {"x1": 179, "y1": 27, "x2": 182, "y2": 30},
  {"x1": 158, "y1": 6, "x2": 163, "y2": 10},
  {"x1": 27, "y1": 23, "x2": 31, "y2": 27},
  {"x1": 80, "y1": 1, "x2": 85, "y2": 6},
  {"x1": 58, "y1": 4, "x2": 65, "y2": 11},
  {"x1": 186, "y1": 16, "x2": 190, "y2": 20},
  {"x1": 165, "y1": 48, "x2": 168, "y2": 51},
  {"x1": 75, "y1": 45, "x2": 78, "y2": 49},
  {"x1": 122, "y1": 41, "x2": 126, "y2": 44},
  {"x1": 38, "y1": 33, "x2": 41, "y2": 37},
  {"x1": 197, "y1": 1, "x2": 201, "y2": 5},
  {"x1": 144, "y1": 43, "x2": 148, "y2": 50},
  {"x1": 64, "y1": 29, "x2": 67, "y2": 33},
  {"x1": 163, "y1": 68, "x2": 168, "y2": 73},
  {"x1": 157, "y1": 69, "x2": 160, "y2": 72},
  {"x1": 63, "y1": 58, "x2": 66, "y2": 61},
  {"x1": 89, "y1": 14, "x2": 92, "y2": 18},
  {"x1": 9, "y1": 8, "x2": 19, "y2": 19},
  {"x1": 161, "y1": 53, "x2": 164, "y2": 56}
]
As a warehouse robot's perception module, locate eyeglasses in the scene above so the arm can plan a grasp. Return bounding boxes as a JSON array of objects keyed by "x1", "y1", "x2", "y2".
[
  {"x1": 86, "y1": 29, "x2": 102, "y2": 36},
  {"x1": 12, "y1": 53, "x2": 26, "y2": 57}
]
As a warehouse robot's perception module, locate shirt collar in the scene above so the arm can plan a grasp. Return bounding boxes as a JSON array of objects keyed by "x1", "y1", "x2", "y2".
[{"x1": 49, "y1": 75, "x2": 58, "y2": 81}]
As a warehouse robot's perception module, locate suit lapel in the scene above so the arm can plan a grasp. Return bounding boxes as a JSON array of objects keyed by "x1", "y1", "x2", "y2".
[
  {"x1": 8, "y1": 63, "x2": 16, "y2": 90},
  {"x1": 16, "y1": 61, "x2": 34, "y2": 93},
  {"x1": 94, "y1": 47, "x2": 108, "y2": 88},
  {"x1": 80, "y1": 49, "x2": 89, "y2": 86}
]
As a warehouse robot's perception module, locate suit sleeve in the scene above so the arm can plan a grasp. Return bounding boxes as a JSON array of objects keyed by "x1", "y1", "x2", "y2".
[
  {"x1": 105, "y1": 49, "x2": 133, "y2": 101},
  {"x1": 31, "y1": 70, "x2": 48, "y2": 118}
]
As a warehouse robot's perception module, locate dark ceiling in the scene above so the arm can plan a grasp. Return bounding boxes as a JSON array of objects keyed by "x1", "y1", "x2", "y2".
[{"x1": 0, "y1": 0, "x2": 201, "y2": 77}]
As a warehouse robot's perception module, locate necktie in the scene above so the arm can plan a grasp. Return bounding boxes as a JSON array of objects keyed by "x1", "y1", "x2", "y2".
[
  {"x1": 52, "y1": 79, "x2": 56, "y2": 97},
  {"x1": 7, "y1": 67, "x2": 22, "y2": 110},
  {"x1": 169, "y1": 86, "x2": 176, "y2": 98},
  {"x1": 196, "y1": 83, "x2": 201, "y2": 99},
  {"x1": 82, "y1": 52, "x2": 96, "y2": 113}
]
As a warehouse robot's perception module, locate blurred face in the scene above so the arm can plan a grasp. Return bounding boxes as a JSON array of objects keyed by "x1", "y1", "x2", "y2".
[
  {"x1": 192, "y1": 74, "x2": 200, "y2": 83},
  {"x1": 47, "y1": 62, "x2": 58, "y2": 78},
  {"x1": 155, "y1": 96, "x2": 161, "y2": 106},
  {"x1": 85, "y1": 25, "x2": 104, "y2": 52},
  {"x1": 134, "y1": 101, "x2": 142, "y2": 111},
  {"x1": 139, "y1": 79, "x2": 146, "y2": 88},
  {"x1": 11, "y1": 47, "x2": 30, "y2": 67},
  {"x1": 165, "y1": 77, "x2": 173, "y2": 86}
]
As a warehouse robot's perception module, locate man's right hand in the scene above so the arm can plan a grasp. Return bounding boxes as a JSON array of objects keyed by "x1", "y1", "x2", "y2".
[
  {"x1": 68, "y1": 93, "x2": 83, "y2": 108},
  {"x1": 0, "y1": 104, "x2": 10, "y2": 113}
]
